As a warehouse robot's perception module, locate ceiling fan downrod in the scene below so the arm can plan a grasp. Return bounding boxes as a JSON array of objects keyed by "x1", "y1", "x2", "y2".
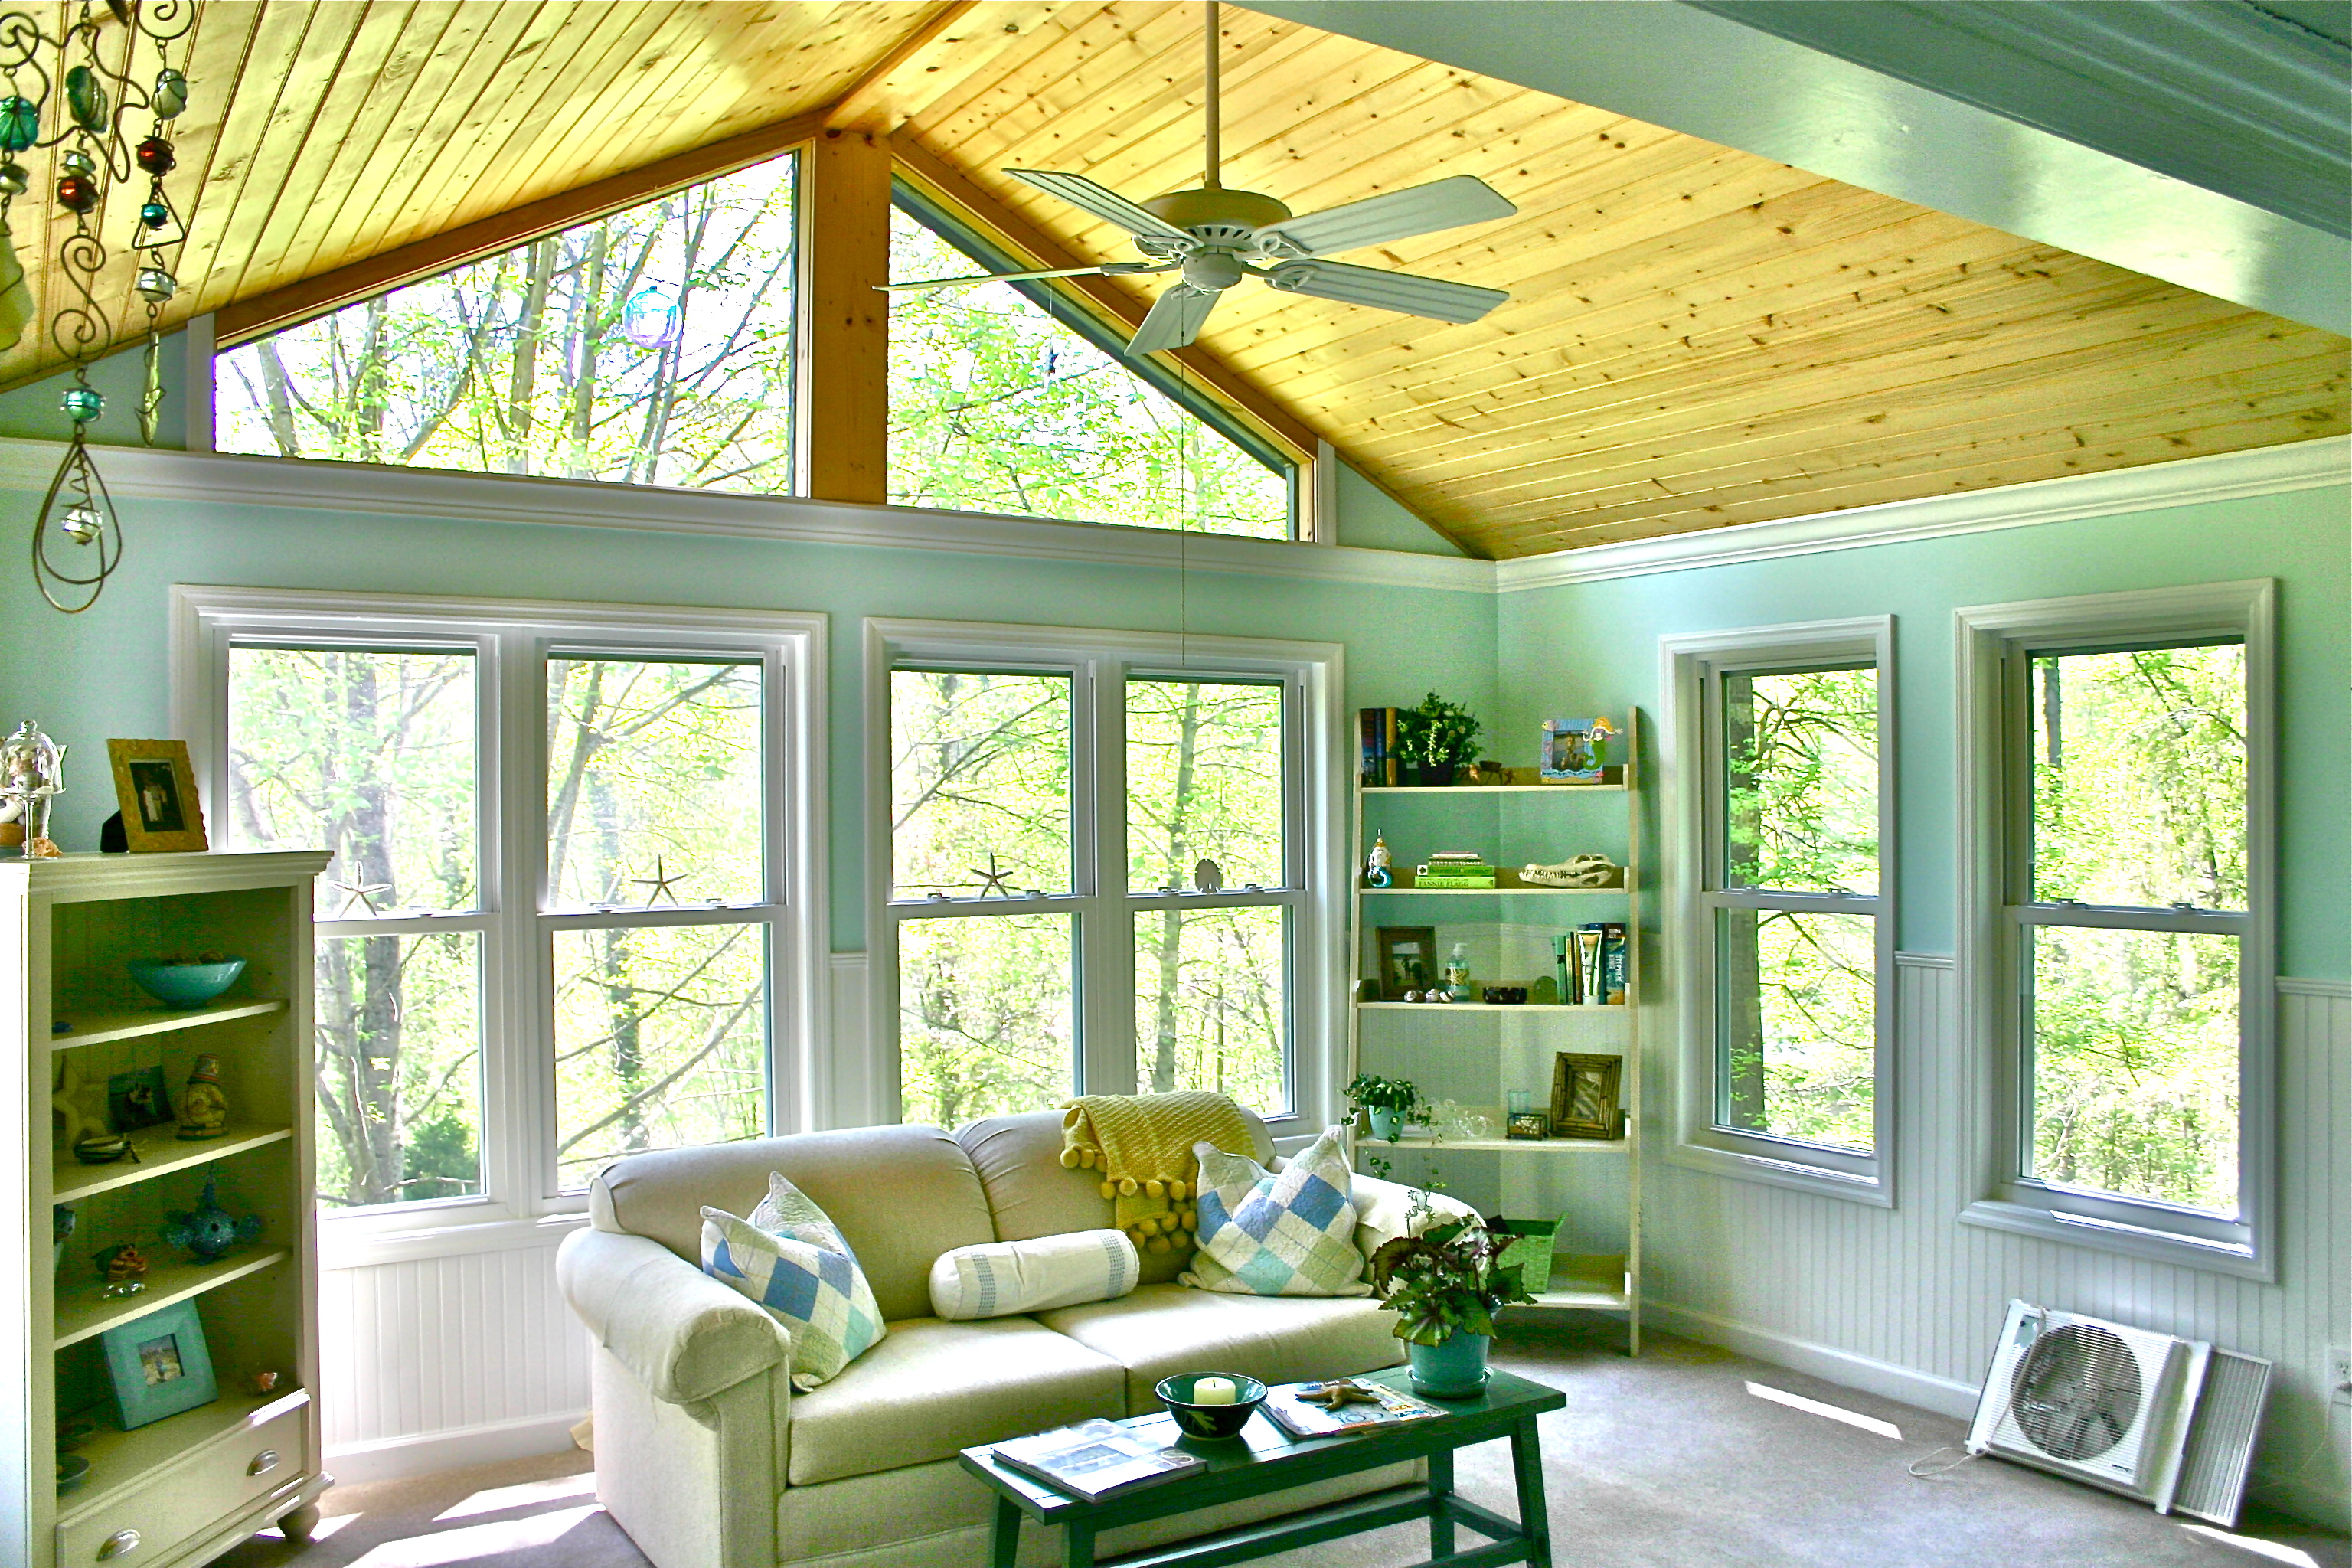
[{"x1": 1203, "y1": 2, "x2": 1221, "y2": 191}]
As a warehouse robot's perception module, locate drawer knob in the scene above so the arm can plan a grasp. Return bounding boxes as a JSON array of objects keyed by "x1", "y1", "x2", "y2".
[
  {"x1": 247, "y1": 1449, "x2": 281, "y2": 1477},
  {"x1": 97, "y1": 1529, "x2": 141, "y2": 1560}
]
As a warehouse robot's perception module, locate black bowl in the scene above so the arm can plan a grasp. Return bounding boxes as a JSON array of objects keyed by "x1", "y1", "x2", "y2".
[{"x1": 1155, "y1": 1372, "x2": 1267, "y2": 1440}]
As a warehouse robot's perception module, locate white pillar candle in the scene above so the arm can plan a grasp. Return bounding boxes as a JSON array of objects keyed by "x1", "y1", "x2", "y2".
[{"x1": 1191, "y1": 1377, "x2": 1237, "y2": 1405}]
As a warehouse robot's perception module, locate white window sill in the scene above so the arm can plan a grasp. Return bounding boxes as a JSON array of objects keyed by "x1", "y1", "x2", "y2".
[
  {"x1": 1665, "y1": 1139, "x2": 1892, "y2": 1207},
  {"x1": 322, "y1": 1211, "x2": 591, "y2": 1272},
  {"x1": 1958, "y1": 1199, "x2": 2269, "y2": 1282}
]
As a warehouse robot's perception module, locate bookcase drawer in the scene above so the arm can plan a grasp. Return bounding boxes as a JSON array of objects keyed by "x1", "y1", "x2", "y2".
[{"x1": 57, "y1": 1403, "x2": 308, "y2": 1566}]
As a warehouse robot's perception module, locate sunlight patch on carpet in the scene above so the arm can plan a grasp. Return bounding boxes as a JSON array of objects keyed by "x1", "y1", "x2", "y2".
[
  {"x1": 436, "y1": 1470, "x2": 599, "y2": 1522},
  {"x1": 1743, "y1": 1381, "x2": 1903, "y2": 1440},
  {"x1": 345, "y1": 1505, "x2": 603, "y2": 1566}
]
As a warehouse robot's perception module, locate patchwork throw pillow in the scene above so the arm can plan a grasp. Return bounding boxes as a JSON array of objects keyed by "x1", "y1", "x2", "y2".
[
  {"x1": 700, "y1": 1172, "x2": 886, "y2": 1390},
  {"x1": 1179, "y1": 1125, "x2": 1370, "y2": 1297},
  {"x1": 929, "y1": 1228, "x2": 1140, "y2": 1321}
]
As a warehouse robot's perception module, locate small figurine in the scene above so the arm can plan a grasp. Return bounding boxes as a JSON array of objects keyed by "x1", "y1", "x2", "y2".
[
  {"x1": 0, "y1": 720, "x2": 64, "y2": 858},
  {"x1": 1192, "y1": 858, "x2": 1223, "y2": 894},
  {"x1": 177, "y1": 1053, "x2": 230, "y2": 1140},
  {"x1": 53, "y1": 1205, "x2": 74, "y2": 1276},
  {"x1": 96, "y1": 1243, "x2": 148, "y2": 1286},
  {"x1": 72, "y1": 1134, "x2": 134, "y2": 1165},
  {"x1": 1364, "y1": 833, "x2": 1393, "y2": 888},
  {"x1": 252, "y1": 1370, "x2": 280, "y2": 1396},
  {"x1": 1444, "y1": 942, "x2": 1472, "y2": 1001},
  {"x1": 163, "y1": 1177, "x2": 265, "y2": 1263}
]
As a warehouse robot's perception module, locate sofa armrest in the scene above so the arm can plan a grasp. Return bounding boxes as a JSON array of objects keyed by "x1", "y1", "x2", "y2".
[
  {"x1": 1350, "y1": 1171, "x2": 1479, "y2": 1258},
  {"x1": 557, "y1": 1228, "x2": 792, "y2": 1405}
]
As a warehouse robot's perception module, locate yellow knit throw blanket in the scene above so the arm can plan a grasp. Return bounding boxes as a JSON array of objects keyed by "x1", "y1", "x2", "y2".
[{"x1": 1060, "y1": 1091, "x2": 1254, "y2": 1255}]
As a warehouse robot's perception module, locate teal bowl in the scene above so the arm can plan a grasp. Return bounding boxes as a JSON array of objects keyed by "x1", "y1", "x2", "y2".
[
  {"x1": 127, "y1": 958, "x2": 246, "y2": 1008},
  {"x1": 1155, "y1": 1372, "x2": 1266, "y2": 1440}
]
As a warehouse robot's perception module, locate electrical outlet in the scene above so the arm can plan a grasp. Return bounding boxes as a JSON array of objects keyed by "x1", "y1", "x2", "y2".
[{"x1": 2328, "y1": 1345, "x2": 2351, "y2": 1405}]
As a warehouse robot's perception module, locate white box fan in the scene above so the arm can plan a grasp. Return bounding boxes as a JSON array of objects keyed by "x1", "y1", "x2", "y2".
[{"x1": 1967, "y1": 1300, "x2": 2272, "y2": 1526}]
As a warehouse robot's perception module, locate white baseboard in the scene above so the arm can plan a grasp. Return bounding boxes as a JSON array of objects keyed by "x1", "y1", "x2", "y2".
[
  {"x1": 325, "y1": 1410, "x2": 587, "y2": 1485},
  {"x1": 1641, "y1": 1298, "x2": 1981, "y2": 1421}
]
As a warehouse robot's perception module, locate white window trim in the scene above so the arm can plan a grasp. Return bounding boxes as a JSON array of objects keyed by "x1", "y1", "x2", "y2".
[
  {"x1": 170, "y1": 584, "x2": 829, "y2": 1249},
  {"x1": 1660, "y1": 617, "x2": 1897, "y2": 1205},
  {"x1": 860, "y1": 617, "x2": 1348, "y2": 1140},
  {"x1": 1954, "y1": 580, "x2": 2275, "y2": 1279}
]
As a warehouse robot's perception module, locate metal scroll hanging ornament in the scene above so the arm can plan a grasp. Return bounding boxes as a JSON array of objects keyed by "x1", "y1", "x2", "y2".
[{"x1": 0, "y1": 0, "x2": 200, "y2": 612}]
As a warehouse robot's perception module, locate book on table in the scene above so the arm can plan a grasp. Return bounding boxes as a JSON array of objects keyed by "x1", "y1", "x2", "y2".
[
  {"x1": 1261, "y1": 1379, "x2": 1449, "y2": 1440},
  {"x1": 991, "y1": 1420, "x2": 1205, "y2": 1501}
]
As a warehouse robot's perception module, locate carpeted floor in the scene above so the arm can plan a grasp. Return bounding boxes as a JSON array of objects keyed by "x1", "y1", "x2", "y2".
[{"x1": 213, "y1": 1321, "x2": 2347, "y2": 1568}]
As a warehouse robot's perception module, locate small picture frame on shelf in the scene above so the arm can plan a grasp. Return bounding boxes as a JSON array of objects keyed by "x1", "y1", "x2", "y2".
[
  {"x1": 1550, "y1": 1052, "x2": 1622, "y2": 1139},
  {"x1": 1505, "y1": 1112, "x2": 1550, "y2": 1140},
  {"x1": 1539, "y1": 717, "x2": 1619, "y2": 784},
  {"x1": 1374, "y1": 926, "x2": 1438, "y2": 1001},
  {"x1": 101, "y1": 1298, "x2": 219, "y2": 1429},
  {"x1": 106, "y1": 1064, "x2": 173, "y2": 1132},
  {"x1": 107, "y1": 739, "x2": 209, "y2": 853}
]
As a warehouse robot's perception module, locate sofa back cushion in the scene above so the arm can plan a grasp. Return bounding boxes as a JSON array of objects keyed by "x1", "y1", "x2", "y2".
[
  {"x1": 956, "y1": 1109, "x2": 1274, "y2": 1286},
  {"x1": 592, "y1": 1124, "x2": 994, "y2": 1321}
]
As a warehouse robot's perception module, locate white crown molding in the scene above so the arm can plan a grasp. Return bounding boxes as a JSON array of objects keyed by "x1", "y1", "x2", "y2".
[
  {"x1": 1494, "y1": 438, "x2": 2349, "y2": 593},
  {"x1": 0, "y1": 437, "x2": 1499, "y2": 595}
]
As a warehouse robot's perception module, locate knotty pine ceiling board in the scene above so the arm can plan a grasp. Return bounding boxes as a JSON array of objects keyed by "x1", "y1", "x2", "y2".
[{"x1": 0, "y1": 0, "x2": 2340, "y2": 560}]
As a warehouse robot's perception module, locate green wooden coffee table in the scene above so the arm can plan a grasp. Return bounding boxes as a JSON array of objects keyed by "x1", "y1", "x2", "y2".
[{"x1": 959, "y1": 1364, "x2": 1565, "y2": 1568}]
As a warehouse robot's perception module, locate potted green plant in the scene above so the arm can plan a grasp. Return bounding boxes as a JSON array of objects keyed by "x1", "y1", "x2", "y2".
[
  {"x1": 1367, "y1": 1195, "x2": 1536, "y2": 1397},
  {"x1": 1345, "y1": 1073, "x2": 1423, "y2": 1142},
  {"x1": 1394, "y1": 692, "x2": 1482, "y2": 786}
]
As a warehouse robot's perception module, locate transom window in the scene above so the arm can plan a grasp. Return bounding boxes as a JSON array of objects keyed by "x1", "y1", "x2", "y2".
[
  {"x1": 874, "y1": 622, "x2": 1338, "y2": 1133},
  {"x1": 182, "y1": 590, "x2": 822, "y2": 1227},
  {"x1": 1665, "y1": 619, "x2": 1894, "y2": 1202}
]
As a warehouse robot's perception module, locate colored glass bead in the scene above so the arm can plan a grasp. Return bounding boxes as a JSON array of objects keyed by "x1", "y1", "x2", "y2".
[
  {"x1": 136, "y1": 267, "x2": 175, "y2": 302},
  {"x1": 59, "y1": 504, "x2": 103, "y2": 545},
  {"x1": 0, "y1": 162, "x2": 25, "y2": 197},
  {"x1": 61, "y1": 387, "x2": 103, "y2": 423},
  {"x1": 135, "y1": 137, "x2": 174, "y2": 175},
  {"x1": 139, "y1": 200, "x2": 170, "y2": 230},
  {"x1": 152, "y1": 68, "x2": 187, "y2": 119},
  {"x1": 0, "y1": 96, "x2": 34, "y2": 153},
  {"x1": 65, "y1": 66, "x2": 107, "y2": 134},
  {"x1": 55, "y1": 175, "x2": 96, "y2": 214},
  {"x1": 60, "y1": 149, "x2": 95, "y2": 176}
]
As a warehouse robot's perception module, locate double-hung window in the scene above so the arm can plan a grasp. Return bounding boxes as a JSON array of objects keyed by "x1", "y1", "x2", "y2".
[
  {"x1": 870, "y1": 621, "x2": 1341, "y2": 1138},
  {"x1": 176, "y1": 588, "x2": 824, "y2": 1234},
  {"x1": 1664, "y1": 619, "x2": 1894, "y2": 1201},
  {"x1": 1958, "y1": 582, "x2": 2272, "y2": 1276}
]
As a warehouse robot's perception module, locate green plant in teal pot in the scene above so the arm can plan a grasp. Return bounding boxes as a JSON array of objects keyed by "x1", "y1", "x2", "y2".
[
  {"x1": 1368, "y1": 1195, "x2": 1534, "y2": 1397},
  {"x1": 1346, "y1": 1073, "x2": 1422, "y2": 1142}
]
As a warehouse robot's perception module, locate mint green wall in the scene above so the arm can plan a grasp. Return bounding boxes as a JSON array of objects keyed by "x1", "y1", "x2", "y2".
[
  {"x1": 1496, "y1": 485, "x2": 2351, "y2": 978},
  {"x1": 0, "y1": 332, "x2": 189, "y2": 448},
  {"x1": 1333, "y1": 462, "x2": 1465, "y2": 557},
  {"x1": 0, "y1": 485, "x2": 1497, "y2": 952}
]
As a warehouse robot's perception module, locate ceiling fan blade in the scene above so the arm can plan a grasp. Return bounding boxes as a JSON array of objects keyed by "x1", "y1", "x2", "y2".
[
  {"x1": 1263, "y1": 260, "x2": 1508, "y2": 325},
  {"x1": 1127, "y1": 283, "x2": 1221, "y2": 356},
  {"x1": 1256, "y1": 175, "x2": 1517, "y2": 257},
  {"x1": 878, "y1": 261, "x2": 1171, "y2": 293},
  {"x1": 1008, "y1": 169, "x2": 1191, "y2": 242}
]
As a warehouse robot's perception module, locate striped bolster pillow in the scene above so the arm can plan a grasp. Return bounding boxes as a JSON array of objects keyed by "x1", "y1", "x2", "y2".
[{"x1": 927, "y1": 1228, "x2": 1140, "y2": 1321}]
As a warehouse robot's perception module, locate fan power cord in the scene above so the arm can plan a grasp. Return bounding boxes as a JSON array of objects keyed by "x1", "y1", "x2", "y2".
[{"x1": 1906, "y1": 1446, "x2": 1981, "y2": 1479}]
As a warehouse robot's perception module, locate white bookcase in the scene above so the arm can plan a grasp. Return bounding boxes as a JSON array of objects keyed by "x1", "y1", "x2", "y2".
[
  {"x1": 3, "y1": 851, "x2": 331, "y2": 1567},
  {"x1": 1348, "y1": 714, "x2": 1644, "y2": 1351}
]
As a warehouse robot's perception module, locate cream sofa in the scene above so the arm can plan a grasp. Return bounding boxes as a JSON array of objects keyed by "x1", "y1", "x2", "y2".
[{"x1": 556, "y1": 1109, "x2": 1460, "y2": 1568}]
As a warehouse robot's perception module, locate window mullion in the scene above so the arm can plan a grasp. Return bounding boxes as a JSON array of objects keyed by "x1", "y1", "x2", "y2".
[
  {"x1": 1079, "y1": 656, "x2": 1132, "y2": 1096},
  {"x1": 497, "y1": 631, "x2": 553, "y2": 1211}
]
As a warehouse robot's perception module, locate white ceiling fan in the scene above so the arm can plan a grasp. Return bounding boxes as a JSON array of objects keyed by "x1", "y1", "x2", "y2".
[{"x1": 880, "y1": 2, "x2": 1517, "y2": 357}]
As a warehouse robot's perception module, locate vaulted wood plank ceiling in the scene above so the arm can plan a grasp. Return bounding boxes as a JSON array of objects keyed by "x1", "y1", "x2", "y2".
[{"x1": 7, "y1": 1, "x2": 2344, "y2": 559}]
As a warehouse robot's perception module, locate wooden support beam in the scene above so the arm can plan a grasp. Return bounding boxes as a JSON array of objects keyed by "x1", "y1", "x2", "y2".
[
  {"x1": 892, "y1": 136, "x2": 1321, "y2": 468},
  {"x1": 215, "y1": 107, "x2": 835, "y2": 347},
  {"x1": 798, "y1": 128, "x2": 896, "y2": 505}
]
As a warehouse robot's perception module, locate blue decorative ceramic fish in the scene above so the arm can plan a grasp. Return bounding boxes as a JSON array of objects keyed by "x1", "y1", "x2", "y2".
[{"x1": 163, "y1": 1177, "x2": 263, "y2": 1263}]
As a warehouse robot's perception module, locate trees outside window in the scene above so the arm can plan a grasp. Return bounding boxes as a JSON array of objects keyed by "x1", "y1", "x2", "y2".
[
  {"x1": 880, "y1": 626, "x2": 1325, "y2": 1131},
  {"x1": 198, "y1": 592, "x2": 817, "y2": 1223}
]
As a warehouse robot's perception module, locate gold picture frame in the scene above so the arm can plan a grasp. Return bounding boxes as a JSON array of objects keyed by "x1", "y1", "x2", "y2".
[
  {"x1": 1550, "y1": 1052, "x2": 1622, "y2": 1140},
  {"x1": 108, "y1": 739, "x2": 208, "y2": 853}
]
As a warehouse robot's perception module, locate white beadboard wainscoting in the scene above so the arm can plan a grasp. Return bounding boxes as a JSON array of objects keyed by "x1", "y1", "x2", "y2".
[{"x1": 1643, "y1": 958, "x2": 2350, "y2": 1528}]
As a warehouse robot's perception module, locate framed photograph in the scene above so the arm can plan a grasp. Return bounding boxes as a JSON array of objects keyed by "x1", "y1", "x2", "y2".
[
  {"x1": 1550, "y1": 1052, "x2": 1623, "y2": 1139},
  {"x1": 101, "y1": 1298, "x2": 218, "y2": 1429},
  {"x1": 106, "y1": 1065, "x2": 173, "y2": 1132},
  {"x1": 1374, "y1": 926, "x2": 1438, "y2": 1001},
  {"x1": 1539, "y1": 717, "x2": 1619, "y2": 784},
  {"x1": 107, "y1": 739, "x2": 208, "y2": 852},
  {"x1": 1505, "y1": 1112, "x2": 1550, "y2": 1141}
]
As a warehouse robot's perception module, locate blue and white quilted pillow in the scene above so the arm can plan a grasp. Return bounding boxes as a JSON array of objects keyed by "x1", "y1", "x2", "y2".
[
  {"x1": 700, "y1": 1172, "x2": 885, "y2": 1390},
  {"x1": 1179, "y1": 1125, "x2": 1370, "y2": 1297}
]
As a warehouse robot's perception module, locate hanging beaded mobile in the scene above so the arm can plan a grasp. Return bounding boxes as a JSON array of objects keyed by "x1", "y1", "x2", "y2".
[{"x1": 0, "y1": 0, "x2": 197, "y2": 612}]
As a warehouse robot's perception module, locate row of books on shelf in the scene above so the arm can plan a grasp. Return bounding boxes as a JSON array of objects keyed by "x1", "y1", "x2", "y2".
[
  {"x1": 991, "y1": 1380, "x2": 1444, "y2": 1501},
  {"x1": 1560, "y1": 922, "x2": 1628, "y2": 1005}
]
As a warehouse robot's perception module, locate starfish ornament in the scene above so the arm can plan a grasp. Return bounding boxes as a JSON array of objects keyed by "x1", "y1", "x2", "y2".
[
  {"x1": 969, "y1": 854, "x2": 1014, "y2": 899},
  {"x1": 632, "y1": 858, "x2": 686, "y2": 906},
  {"x1": 1299, "y1": 1380, "x2": 1384, "y2": 1410},
  {"x1": 325, "y1": 876, "x2": 394, "y2": 917}
]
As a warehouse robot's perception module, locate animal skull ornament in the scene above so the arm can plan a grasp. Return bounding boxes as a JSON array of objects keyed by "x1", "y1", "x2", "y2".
[{"x1": 1521, "y1": 854, "x2": 1621, "y2": 888}]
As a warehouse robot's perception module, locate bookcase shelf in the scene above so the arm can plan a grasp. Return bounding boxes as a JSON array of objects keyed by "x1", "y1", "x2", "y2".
[
  {"x1": 5, "y1": 850, "x2": 331, "y2": 1565},
  {"x1": 1348, "y1": 711, "x2": 1645, "y2": 1354}
]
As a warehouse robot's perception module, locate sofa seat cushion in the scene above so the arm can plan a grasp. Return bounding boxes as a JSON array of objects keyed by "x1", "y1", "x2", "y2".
[
  {"x1": 1038, "y1": 1283, "x2": 1406, "y2": 1412},
  {"x1": 786, "y1": 1315, "x2": 1125, "y2": 1486}
]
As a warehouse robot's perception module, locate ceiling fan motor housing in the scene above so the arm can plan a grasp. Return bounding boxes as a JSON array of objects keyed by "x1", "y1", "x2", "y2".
[{"x1": 1142, "y1": 186, "x2": 1292, "y2": 233}]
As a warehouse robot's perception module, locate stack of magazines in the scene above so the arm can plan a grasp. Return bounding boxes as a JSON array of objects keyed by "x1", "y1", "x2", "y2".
[
  {"x1": 990, "y1": 1421, "x2": 1204, "y2": 1503},
  {"x1": 1261, "y1": 1379, "x2": 1448, "y2": 1439}
]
